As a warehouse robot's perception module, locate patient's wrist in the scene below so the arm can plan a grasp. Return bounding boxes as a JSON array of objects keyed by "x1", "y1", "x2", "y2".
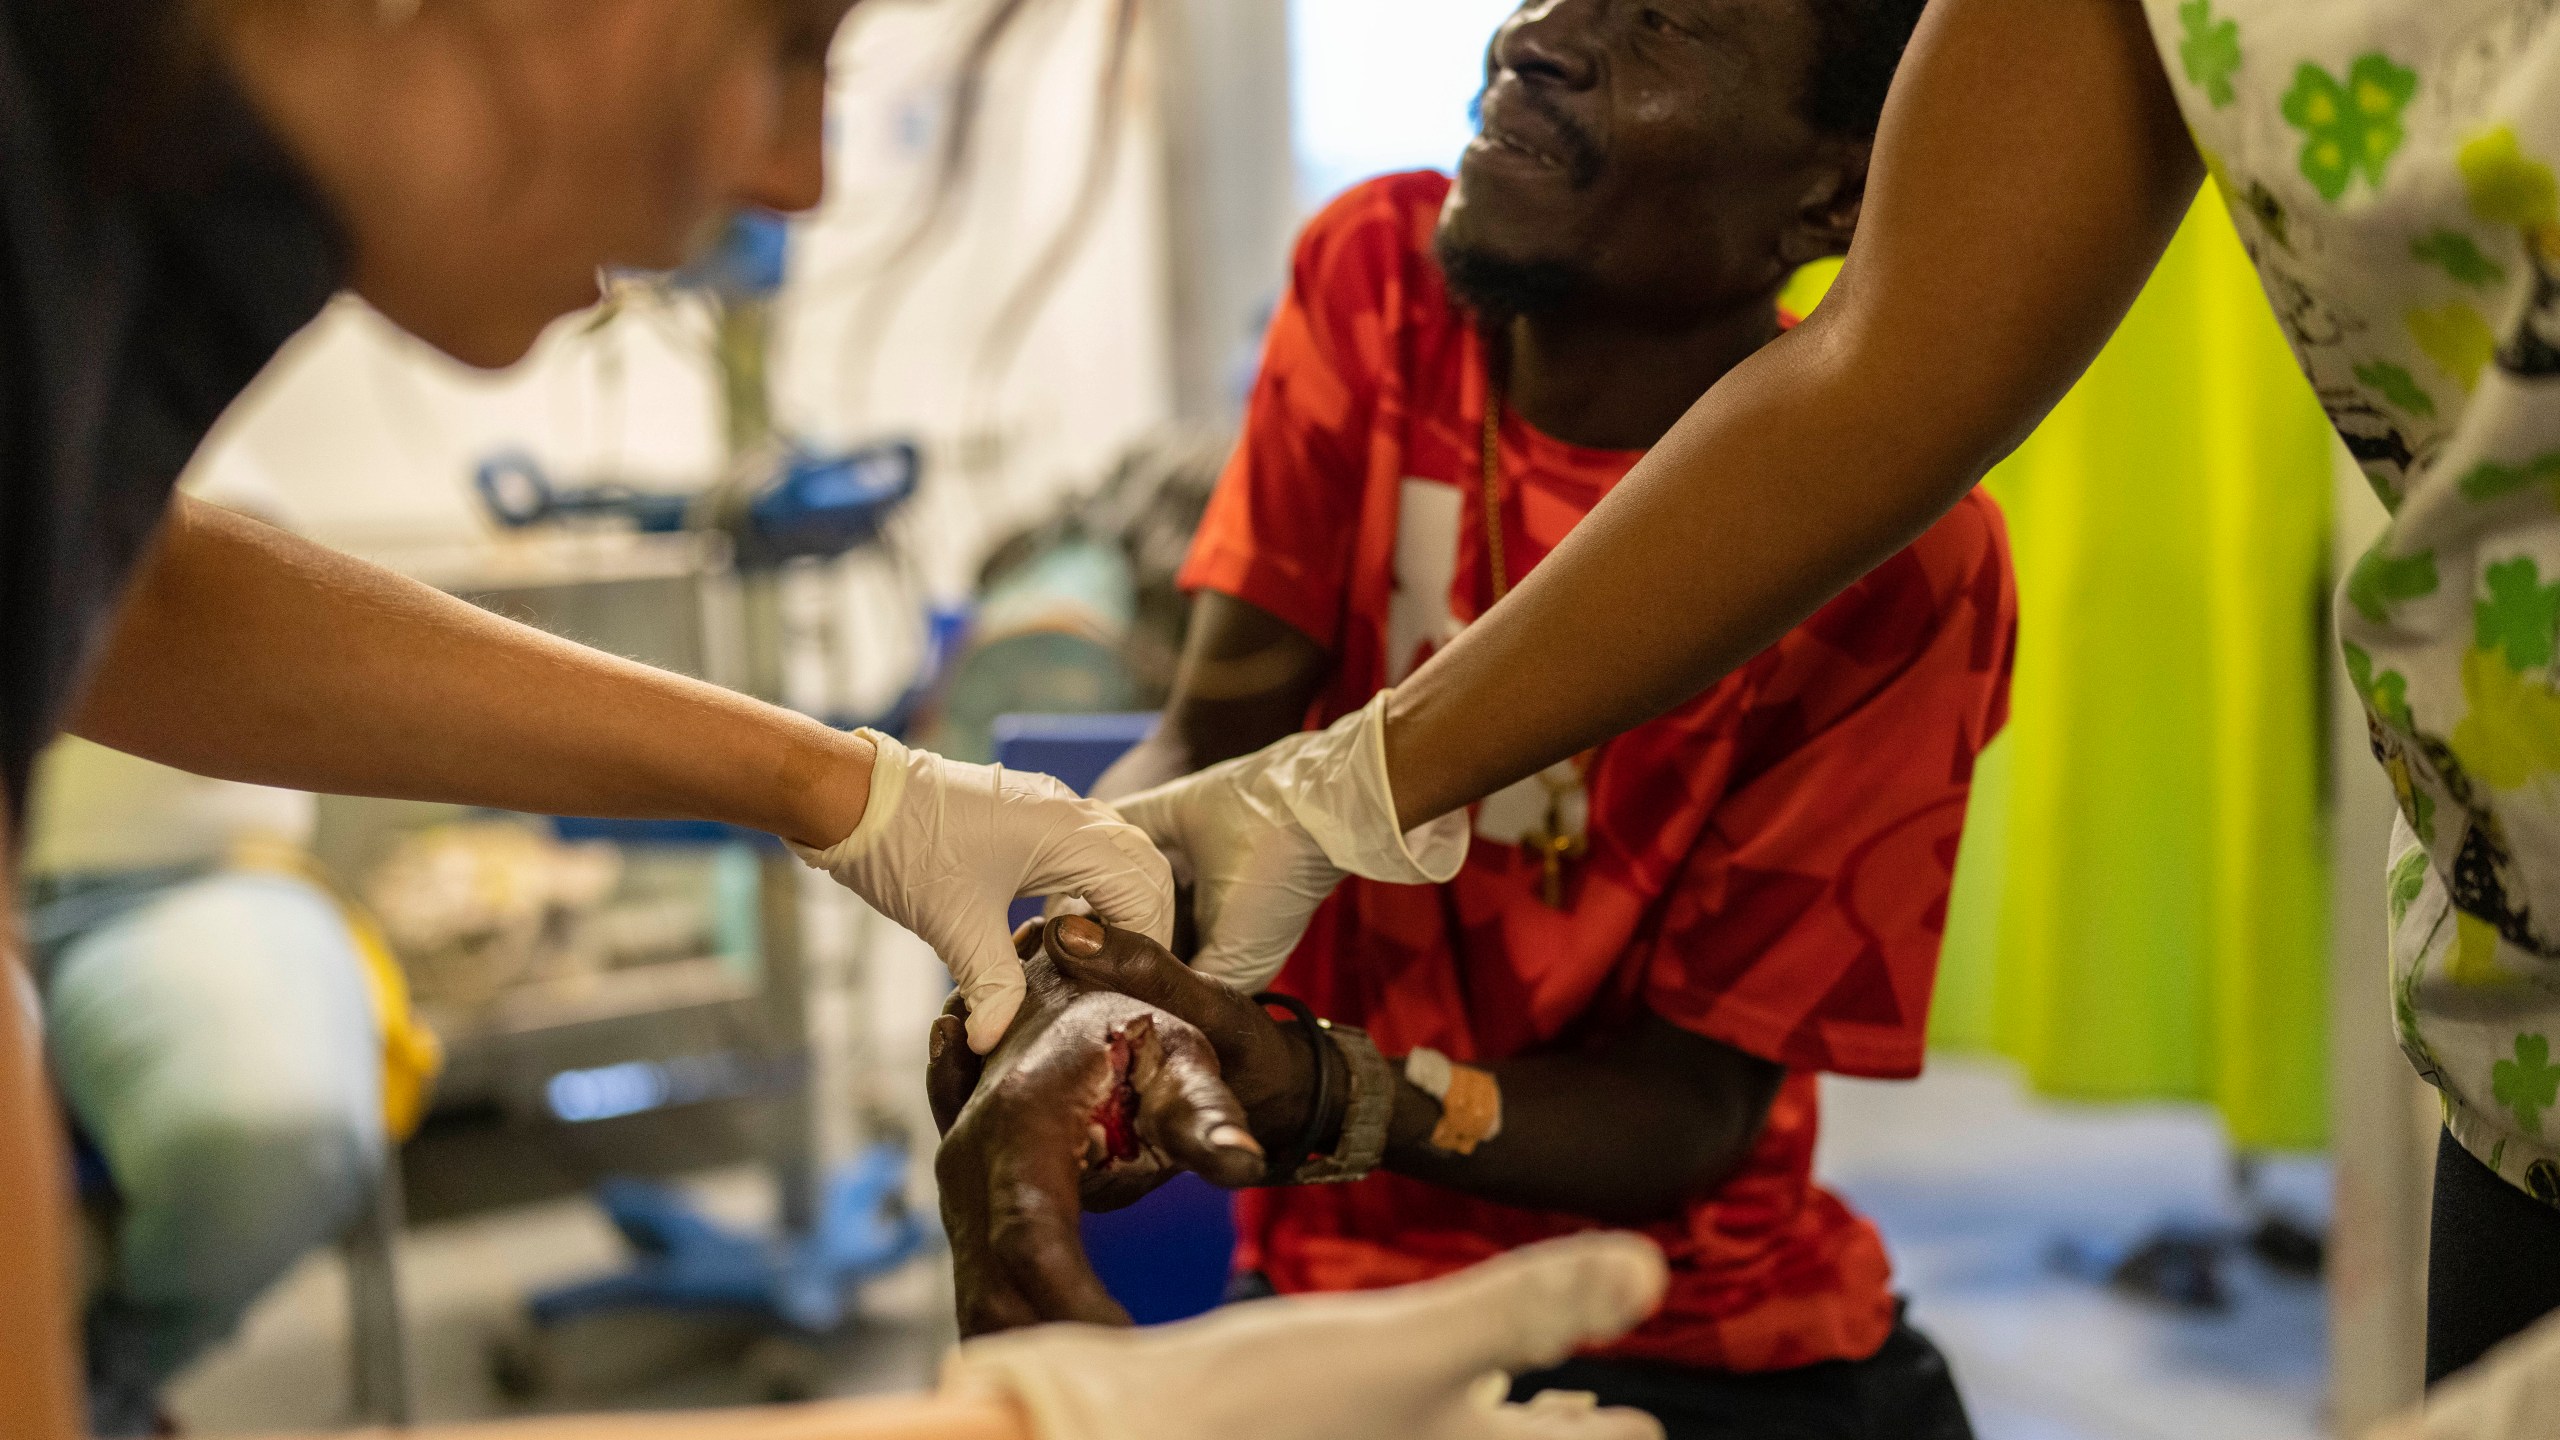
[
  {"x1": 1290, "y1": 1022, "x2": 1389, "y2": 1185},
  {"x1": 1249, "y1": 1017, "x2": 1335, "y2": 1154},
  {"x1": 1310, "y1": 1026, "x2": 1352, "y2": 1156}
]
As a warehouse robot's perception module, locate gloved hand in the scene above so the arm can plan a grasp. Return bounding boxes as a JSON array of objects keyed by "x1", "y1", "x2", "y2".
[
  {"x1": 2369, "y1": 1307, "x2": 2560, "y2": 1439},
  {"x1": 1113, "y1": 691, "x2": 1469, "y2": 989},
  {"x1": 941, "y1": 1232, "x2": 1670, "y2": 1440},
  {"x1": 793, "y1": 730, "x2": 1173, "y2": 1052}
]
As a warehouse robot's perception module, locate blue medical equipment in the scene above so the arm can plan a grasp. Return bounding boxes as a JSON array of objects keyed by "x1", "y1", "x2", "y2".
[
  {"x1": 730, "y1": 442, "x2": 923, "y2": 567},
  {"x1": 528, "y1": 1144, "x2": 925, "y2": 1335},
  {"x1": 475, "y1": 453, "x2": 693, "y2": 533},
  {"x1": 474, "y1": 441, "x2": 922, "y2": 568}
]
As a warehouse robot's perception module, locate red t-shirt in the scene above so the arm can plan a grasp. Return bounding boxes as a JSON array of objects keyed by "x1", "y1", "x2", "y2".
[{"x1": 1179, "y1": 171, "x2": 2017, "y2": 1373}]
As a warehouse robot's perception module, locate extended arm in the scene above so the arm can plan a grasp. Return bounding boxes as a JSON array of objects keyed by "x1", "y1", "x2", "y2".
[
  {"x1": 73, "y1": 497, "x2": 873, "y2": 845},
  {"x1": 255, "y1": 1397, "x2": 1029, "y2": 1440},
  {"x1": 1383, "y1": 0, "x2": 2197, "y2": 823},
  {"x1": 71, "y1": 498, "x2": 1172, "y2": 1050},
  {"x1": 230, "y1": 1239, "x2": 1673, "y2": 1440}
]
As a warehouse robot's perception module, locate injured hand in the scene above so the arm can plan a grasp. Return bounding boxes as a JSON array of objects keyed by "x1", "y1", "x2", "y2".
[
  {"x1": 935, "y1": 916, "x2": 1338, "y2": 1161},
  {"x1": 929, "y1": 924, "x2": 1266, "y2": 1336}
]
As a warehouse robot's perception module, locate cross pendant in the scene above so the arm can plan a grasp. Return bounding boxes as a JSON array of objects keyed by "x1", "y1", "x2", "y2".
[{"x1": 1524, "y1": 812, "x2": 1588, "y2": 910}]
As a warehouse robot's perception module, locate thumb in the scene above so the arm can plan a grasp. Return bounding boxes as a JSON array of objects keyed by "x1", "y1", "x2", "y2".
[
  {"x1": 1130, "y1": 1015, "x2": 1266, "y2": 1189},
  {"x1": 944, "y1": 921, "x2": 1030, "y2": 1053},
  {"x1": 1404, "y1": 1235, "x2": 1669, "y2": 1384}
]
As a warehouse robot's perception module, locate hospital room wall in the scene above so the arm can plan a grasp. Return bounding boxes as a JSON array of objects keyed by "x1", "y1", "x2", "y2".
[{"x1": 191, "y1": 0, "x2": 1177, "y2": 615}]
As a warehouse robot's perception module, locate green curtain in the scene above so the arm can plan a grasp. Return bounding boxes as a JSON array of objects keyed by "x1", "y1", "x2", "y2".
[{"x1": 1790, "y1": 194, "x2": 2338, "y2": 1150}]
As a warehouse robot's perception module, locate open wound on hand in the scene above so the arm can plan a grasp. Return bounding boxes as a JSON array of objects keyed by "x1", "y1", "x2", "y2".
[{"x1": 1084, "y1": 1014, "x2": 1155, "y2": 1171}]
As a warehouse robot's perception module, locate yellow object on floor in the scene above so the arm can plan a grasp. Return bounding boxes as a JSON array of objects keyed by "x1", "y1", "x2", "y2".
[{"x1": 230, "y1": 837, "x2": 443, "y2": 1141}]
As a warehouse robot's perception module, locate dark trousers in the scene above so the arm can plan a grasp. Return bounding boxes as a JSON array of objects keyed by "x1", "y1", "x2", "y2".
[
  {"x1": 1510, "y1": 1315, "x2": 1974, "y2": 1440},
  {"x1": 2429, "y1": 1129, "x2": 2560, "y2": 1385}
]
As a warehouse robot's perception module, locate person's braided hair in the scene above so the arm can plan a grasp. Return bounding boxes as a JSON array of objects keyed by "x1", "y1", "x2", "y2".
[{"x1": 1801, "y1": 0, "x2": 1931, "y2": 139}]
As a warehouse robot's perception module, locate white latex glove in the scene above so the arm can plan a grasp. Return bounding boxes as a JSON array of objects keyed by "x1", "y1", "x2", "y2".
[
  {"x1": 792, "y1": 730, "x2": 1172, "y2": 1052},
  {"x1": 1114, "y1": 690, "x2": 1470, "y2": 988},
  {"x1": 942, "y1": 1232, "x2": 1670, "y2": 1440},
  {"x1": 2368, "y1": 1308, "x2": 2560, "y2": 1440}
]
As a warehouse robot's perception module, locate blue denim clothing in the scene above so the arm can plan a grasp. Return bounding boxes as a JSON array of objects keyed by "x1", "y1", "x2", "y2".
[{"x1": 35, "y1": 869, "x2": 384, "y2": 1436}]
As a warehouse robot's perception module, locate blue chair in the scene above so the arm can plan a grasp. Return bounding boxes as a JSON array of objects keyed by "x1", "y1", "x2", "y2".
[{"x1": 993, "y1": 712, "x2": 1239, "y2": 1326}]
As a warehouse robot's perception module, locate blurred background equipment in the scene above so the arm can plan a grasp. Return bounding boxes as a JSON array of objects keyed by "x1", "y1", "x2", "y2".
[
  {"x1": 449, "y1": 204, "x2": 945, "y2": 1399},
  {"x1": 923, "y1": 430, "x2": 1226, "y2": 762}
]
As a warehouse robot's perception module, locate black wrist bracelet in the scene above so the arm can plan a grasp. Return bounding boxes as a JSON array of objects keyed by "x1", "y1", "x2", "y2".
[{"x1": 1253, "y1": 991, "x2": 1334, "y2": 1184}]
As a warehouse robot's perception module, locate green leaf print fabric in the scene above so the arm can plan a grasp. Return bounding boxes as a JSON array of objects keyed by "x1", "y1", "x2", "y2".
[
  {"x1": 2280, "y1": 54, "x2": 2417, "y2": 201},
  {"x1": 2137, "y1": 0, "x2": 2560, "y2": 1205}
]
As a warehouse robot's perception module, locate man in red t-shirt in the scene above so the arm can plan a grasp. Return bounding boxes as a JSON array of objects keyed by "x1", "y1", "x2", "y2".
[{"x1": 1078, "y1": 0, "x2": 2009, "y2": 1435}]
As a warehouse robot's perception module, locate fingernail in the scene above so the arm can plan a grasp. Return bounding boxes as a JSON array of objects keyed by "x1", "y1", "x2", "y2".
[
  {"x1": 1209, "y1": 1124, "x2": 1263, "y2": 1156},
  {"x1": 1054, "y1": 915, "x2": 1105, "y2": 958},
  {"x1": 928, "y1": 1022, "x2": 948, "y2": 1064}
]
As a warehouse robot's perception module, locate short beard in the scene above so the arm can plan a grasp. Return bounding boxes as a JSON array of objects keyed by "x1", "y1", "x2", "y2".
[{"x1": 1433, "y1": 233, "x2": 1589, "y2": 324}]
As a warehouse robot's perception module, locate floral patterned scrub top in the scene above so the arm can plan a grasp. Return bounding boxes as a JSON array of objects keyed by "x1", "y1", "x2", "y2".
[{"x1": 2135, "y1": 0, "x2": 2560, "y2": 1199}]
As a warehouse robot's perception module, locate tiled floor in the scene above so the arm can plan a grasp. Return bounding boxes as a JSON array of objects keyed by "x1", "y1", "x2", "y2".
[
  {"x1": 170, "y1": 1056, "x2": 2335, "y2": 1436},
  {"x1": 1816, "y1": 1060, "x2": 2330, "y2": 1440},
  {"x1": 167, "y1": 1168, "x2": 958, "y2": 1433}
]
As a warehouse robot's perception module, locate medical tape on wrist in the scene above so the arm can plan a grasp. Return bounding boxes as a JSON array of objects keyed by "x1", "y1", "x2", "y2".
[
  {"x1": 1281, "y1": 691, "x2": 1469, "y2": 886},
  {"x1": 1405, "y1": 1046, "x2": 1503, "y2": 1156},
  {"x1": 787, "y1": 729, "x2": 908, "y2": 869}
]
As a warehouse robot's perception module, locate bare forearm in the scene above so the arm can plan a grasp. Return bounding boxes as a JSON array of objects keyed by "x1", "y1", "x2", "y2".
[
  {"x1": 260, "y1": 1395, "x2": 1029, "y2": 1440},
  {"x1": 1380, "y1": 1035, "x2": 1780, "y2": 1225},
  {"x1": 1384, "y1": 0, "x2": 2199, "y2": 825},
  {"x1": 72, "y1": 498, "x2": 872, "y2": 846}
]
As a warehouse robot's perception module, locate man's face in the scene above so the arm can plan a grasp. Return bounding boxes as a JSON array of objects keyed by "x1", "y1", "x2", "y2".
[
  {"x1": 1438, "y1": 0, "x2": 1845, "y2": 320},
  {"x1": 333, "y1": 0, "x2": 856, "y2": 368}
]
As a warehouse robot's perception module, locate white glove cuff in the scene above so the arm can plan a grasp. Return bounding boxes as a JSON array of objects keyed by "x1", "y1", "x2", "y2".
[
  {"x1": 1285, "y1": 691, "x2": 1469, "y2": 887},
  {"x1": 787, "y1": 728, "x2": 910, "y2": 869}
]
